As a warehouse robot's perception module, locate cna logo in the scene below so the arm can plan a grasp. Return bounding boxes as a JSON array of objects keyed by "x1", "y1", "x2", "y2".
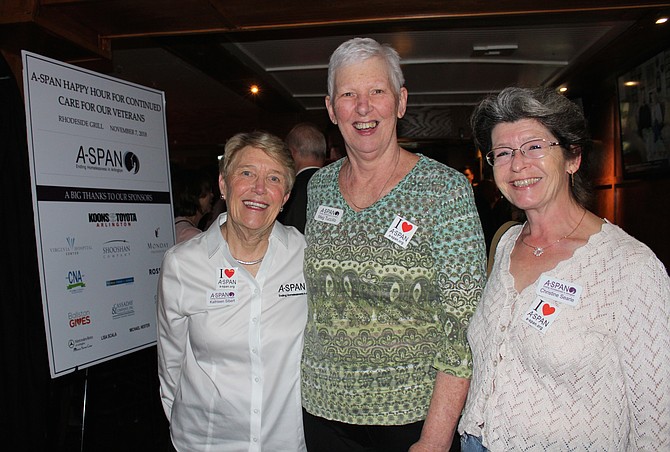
[
  {"x1": 68, "y1": 310, "x2": 91, "y2": 328},
  {"x1": 66, "y1": 270, "x2": 86, "y2": 293},
  {"x1": 102, "y1": 239, "x2": 131, "y2": 259},
  {"x1": 49, "y1": 236, "x2": 93, "y2": 257},
  {"x1": 74, "y1": 146, "x2": 141, "y2": 175},
  {"x1": 88, "y1": 212, "x2": 138, "y2": 227}
]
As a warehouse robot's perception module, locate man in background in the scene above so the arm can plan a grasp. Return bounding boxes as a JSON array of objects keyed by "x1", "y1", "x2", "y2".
[{"x1": 278, "y1": 122, "x2": 326, "y2": 233}]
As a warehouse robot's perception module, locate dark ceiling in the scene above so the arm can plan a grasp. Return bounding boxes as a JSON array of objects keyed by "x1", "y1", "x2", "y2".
[{"x1": 2, "y1": 0, "x2": 670, "y2": 166}]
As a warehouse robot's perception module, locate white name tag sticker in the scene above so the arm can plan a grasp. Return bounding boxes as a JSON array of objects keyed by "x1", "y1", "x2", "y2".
[
  {"x1": 384, "y1": 215, "x2": 418, "y2": 248},
  {"x1": 523, "y1": 297, "x2": 561, "y2": 334},
  {"x1": 209, "y1": 267, "x2": 238, "y2": 305},
  {"x1": 314, "y1": 205, "x2": 343, "y2": 225},
  {"x1": 536, "y1": 275, "x2": 582, "y2": 306}
]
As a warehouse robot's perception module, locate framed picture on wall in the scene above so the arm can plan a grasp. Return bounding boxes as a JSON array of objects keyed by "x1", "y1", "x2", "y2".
[{"x1": 617, "y1": 47, "x2": 670, "y2": 177}]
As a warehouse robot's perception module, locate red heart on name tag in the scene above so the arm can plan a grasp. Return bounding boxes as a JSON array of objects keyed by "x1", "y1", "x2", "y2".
[
  {"x1": 225, "y1": 269, "x2": 235, "y2": 278},
  {"x1": 401, "y1": 222, "x2": 412, "y2": 232},
  {"x1": 542, "y1": 304, "x2": 555, "y2": 316}
]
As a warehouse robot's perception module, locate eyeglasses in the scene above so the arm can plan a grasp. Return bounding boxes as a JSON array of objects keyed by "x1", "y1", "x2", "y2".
[{"x1": 485, "y1": 139, "x2": 561, "y2": 166}]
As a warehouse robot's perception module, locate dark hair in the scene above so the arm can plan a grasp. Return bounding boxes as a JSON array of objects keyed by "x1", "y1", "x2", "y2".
[
  {"x1": 171, "y1": 168, "x2": 212, "y2": 217},
  {"x1": 286, "y1": 122, "x2": 327, "y2": 163},
  {"x1": 471, "y1": 86, "x2": 592, "y2": 207}
]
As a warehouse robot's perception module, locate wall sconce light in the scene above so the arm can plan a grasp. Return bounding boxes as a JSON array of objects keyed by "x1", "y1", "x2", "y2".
[{"x1": 250, "y1": 84, "x2": 260, "y2": 95}]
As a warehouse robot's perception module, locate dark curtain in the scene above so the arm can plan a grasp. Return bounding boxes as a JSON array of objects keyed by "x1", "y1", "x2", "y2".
[{"x1": 0, "y1": 54, "x2": 50, "y2": 448}]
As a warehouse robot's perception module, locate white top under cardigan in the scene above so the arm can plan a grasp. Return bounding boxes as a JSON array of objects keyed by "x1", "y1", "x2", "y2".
[
  {"x1": 459, "y1": 221, "x2": 670, "y2": 451},
  {"x1": 157, "y1": 213, "x2": 308, "y2": 452}
]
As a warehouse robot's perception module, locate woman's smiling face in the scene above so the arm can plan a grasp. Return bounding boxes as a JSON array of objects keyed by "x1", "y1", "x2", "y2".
[
  {"x1": 325, "y1": 56, "x2": 407, "y2": 157},
  {"x1": 220, "y1": 145, "x2": 290, "y2": 234},
  {"x1": 492, "y1": 118, "x2": 579, "y2": 213}
]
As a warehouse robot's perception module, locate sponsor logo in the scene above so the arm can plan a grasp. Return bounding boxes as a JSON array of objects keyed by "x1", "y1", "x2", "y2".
[
  {"x1": 112, "y1": 300, "x2": 135, "y2": 319},
  {"x1": 148, "y1": 267, "x2": 160, "y2": 275},
  {"x1": 102, "y1": 239, "x2": 131, "y2": 259},
  {"x1": 66, "y1": 270, "x2": 86, "y2": 293},
  {"x1": 100, "y1": 332, "x2": 118, "y2": 341},
  {"x1": 49, "y1": 236, "x2": 93, "y2": 257},
  {"x1": 129, "y1": 322, "x2": 150, "y2": 333},
  {"x1": 68, "y1": 310, "x2": 91, "y2": 328},
  {"x1": 88, "y1": 212, "x2": 138, "y2": 228},
  {"x1": 67, "y1": 335, "x2": 93, "y2": 351},
  {"x1": 147, "y1": 225, "x2": 170, "y2": 253},
  {"x1": 106, "y1": 277, "x2": 134, "y2": 287}
]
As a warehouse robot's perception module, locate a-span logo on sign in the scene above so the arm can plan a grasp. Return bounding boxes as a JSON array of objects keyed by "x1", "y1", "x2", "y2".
[{"x1": 75, "y1": 146, "x2": 141, "y2": 175}]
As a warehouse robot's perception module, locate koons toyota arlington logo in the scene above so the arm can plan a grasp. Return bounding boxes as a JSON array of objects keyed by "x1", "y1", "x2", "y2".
[{"x1": 88, "y1": 212, "x2": 137, "y2": 227}]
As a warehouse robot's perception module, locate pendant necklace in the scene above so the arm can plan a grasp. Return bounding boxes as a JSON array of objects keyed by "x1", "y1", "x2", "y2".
[
  {"x1": 521, "y1": 209, "x2": 586, "y2": 257},
  {"x1": 346, "y1": 151, "x2": 400, "y2": 211}
]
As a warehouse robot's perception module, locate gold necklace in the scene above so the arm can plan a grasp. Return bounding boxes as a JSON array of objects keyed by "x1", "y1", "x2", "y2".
[
  {"x1": 521, "y1": 209, "x2": 586, "y2": 257},
  {"x1": 346, "y1": 152, "x2": 400, "y2": 210}
]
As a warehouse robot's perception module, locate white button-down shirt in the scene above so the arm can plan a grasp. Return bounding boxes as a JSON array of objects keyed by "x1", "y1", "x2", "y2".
[{"x1": 158, "y1": 213, "x2": 307, "y2": 451}]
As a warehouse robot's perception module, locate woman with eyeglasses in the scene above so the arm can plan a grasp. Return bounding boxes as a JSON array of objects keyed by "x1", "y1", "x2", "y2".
[{"x1": 458, "y1": 87, "x2": 670, "y2": 451}]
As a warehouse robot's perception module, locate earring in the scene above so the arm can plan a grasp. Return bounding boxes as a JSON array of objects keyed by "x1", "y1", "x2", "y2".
[
  {"x1": 569, "y1": 171, "x2": 575, "y2": 187},
  {"x1": 220, "y1": 194, "x2": 224, "y2": 200},
  {"x1": 279, "y1": 207, "x2": 283, "y2": 212}
]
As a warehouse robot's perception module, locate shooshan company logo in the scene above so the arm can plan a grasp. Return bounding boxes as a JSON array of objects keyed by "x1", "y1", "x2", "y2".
[
  {"x1": 75, "y1": 146, "x2": 140, "y2": 174},
  {"x1": 102, "y1": 239, "x2": 131, "y2": 259}
]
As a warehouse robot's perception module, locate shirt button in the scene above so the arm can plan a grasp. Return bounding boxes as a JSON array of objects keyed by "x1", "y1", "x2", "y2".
[
  {"x1": 254, "y1": 409, "x2": 259, "y2": 414},
  {"x1": 251, "y1": 347, "x2": 258, "y2": 354},
  {"x1": 500, "y1": 325, "x2": 506, "y2": 332},
  {"x1": 252, "y1": 437, "x2": 258, "y2": 443},
  {"x1": 252, "y1": 317, "x2": 258, "y2": 323},
  {"x1": 254, "y1": 377, "x2": 260, "y2": 383}
]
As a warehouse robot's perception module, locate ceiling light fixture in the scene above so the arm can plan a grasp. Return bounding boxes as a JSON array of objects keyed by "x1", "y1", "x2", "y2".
[
  {"x1": 250, "y1": 84, "x2": 260, "y2": 95},
  {"x1": 558, "y1": 87, "x2": 568, "y2": 93},
  {"x1": 656, "y1": 16, "x2": 668, "y2": 24}
]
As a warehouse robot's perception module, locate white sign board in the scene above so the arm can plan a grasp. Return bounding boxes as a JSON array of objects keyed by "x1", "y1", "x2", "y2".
[{"x1": 22, "y1": 51, "x2": 174, "y2": 378}]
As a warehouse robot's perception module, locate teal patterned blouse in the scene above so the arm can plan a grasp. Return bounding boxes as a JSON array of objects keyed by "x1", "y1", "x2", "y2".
[{"x1": 301, "y1": 155, "x2": 487, "y2": 425}]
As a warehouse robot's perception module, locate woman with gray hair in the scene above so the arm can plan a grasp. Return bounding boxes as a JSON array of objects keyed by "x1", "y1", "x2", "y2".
[
  {"x1": 458, "y1": 87, "x2": 670, "y2": 451},
  {"x1": 301, "y1": 37, "x2": 486, "y2": 451},
  {"x1": 158, "y1": 131, "x2": 308, "y2": 451}
]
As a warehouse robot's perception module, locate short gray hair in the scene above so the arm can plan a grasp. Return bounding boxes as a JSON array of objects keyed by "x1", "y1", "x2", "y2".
[{"x1": 327, "y1": 37, "x2": 405, "y2": 99}]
